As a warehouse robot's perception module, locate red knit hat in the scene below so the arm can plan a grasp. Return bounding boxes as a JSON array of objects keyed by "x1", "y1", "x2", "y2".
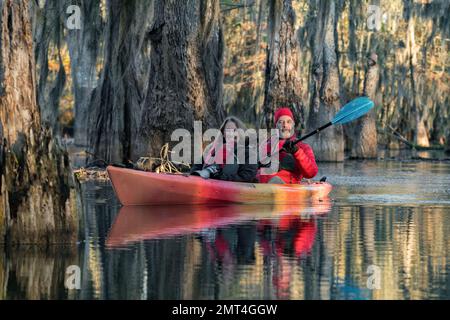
[{"x1": 274, "y1": 107, "x2": 294, "y2": 124}]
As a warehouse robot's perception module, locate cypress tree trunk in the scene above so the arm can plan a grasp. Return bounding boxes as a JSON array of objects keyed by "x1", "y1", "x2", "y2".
[
  {"x1": 88, "y1": 0, "x2": 152, "y2": 163},
  {"x1": 348, "y1": 0, "x2": 359, "y2": 94},
  {"x1": 33, "y1": 0, "x2": 66, "y2": 135},
  {"x1": 66, "y1": 0, "x2": 102, "y2": 147},
  {"x1": 406, "y1": 3, "x2": 429, "y2": 147},
  {"x1": 263, "y1": 0, "x2": 303, "y2": 128},
  {"x1": 136, "y1": 0, "x2": 224, "y2": 158},
  {"x1": 307, "y1": 0, "x2": 344, "y2": 161},
  {"x1": 0, "y1": 0, "x2": 77, "y2": 244},
  {"x1": 351, "y1": 53, "x2": 379, "y2": 159}
]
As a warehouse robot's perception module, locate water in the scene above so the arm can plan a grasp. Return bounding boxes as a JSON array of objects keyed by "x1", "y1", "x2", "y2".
[{"x1": 1, "y1": 160, "x2": 449, "y2": 300}]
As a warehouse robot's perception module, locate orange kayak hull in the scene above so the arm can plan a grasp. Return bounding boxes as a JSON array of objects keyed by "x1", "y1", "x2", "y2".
[{"x1": 107, "y1": 166, "x2": 332, "y2": 206}]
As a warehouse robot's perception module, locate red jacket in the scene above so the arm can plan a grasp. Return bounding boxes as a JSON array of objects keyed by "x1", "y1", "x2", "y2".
[{"x1": 257, "y1": 136, "x2": 318, "y2": 183}]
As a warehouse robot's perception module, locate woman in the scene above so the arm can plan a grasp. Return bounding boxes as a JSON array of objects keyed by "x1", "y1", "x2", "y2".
[{"x1": 191, "y1": 116, "x2": 257, "y2": 182}]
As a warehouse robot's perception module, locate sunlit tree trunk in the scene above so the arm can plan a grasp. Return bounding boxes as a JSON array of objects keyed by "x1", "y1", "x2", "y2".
[
  {"x1": 0, "y1": 0, "x2": 77, "y2": 244},
  {"x1": 406, "y1": 6, "x2": 429, "y2": 147},
  {"x1": 348, "y1": 0, "x2": 359, "y2": 94},
  {"x1": 351, "y1": 53, "x2": 379, "y2": 159},
  {"x1": 263, "y1": 0, "x2": 303, "y2": 128},
  {"x1": 136, "y1": 0, "x2": 224, "y2": 158},
  {"x1": 307, "y1": 0, "x2": 344, "y2": 161}
]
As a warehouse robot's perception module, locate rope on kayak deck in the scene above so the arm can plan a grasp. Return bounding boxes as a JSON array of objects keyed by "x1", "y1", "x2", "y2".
[{"x1": 136, "y1": 143, "x2": 190, "y2": 174}]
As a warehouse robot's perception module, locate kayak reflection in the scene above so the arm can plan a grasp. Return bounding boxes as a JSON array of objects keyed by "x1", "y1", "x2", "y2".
[
  {"x1": 106, "y1": 202, "x2": 331, "y2": 299},
  {"x1": 106, "y1": 200, "x2": 331, "y2": 249}
]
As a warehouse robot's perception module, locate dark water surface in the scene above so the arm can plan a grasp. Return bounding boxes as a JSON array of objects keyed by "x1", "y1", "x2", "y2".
[{"x1": 1, "y1": 160, "x2": 449, "y2": 299}]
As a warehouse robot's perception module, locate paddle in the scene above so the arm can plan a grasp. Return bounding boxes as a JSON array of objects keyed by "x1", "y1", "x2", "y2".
[
  {"x1": 286, "y1": 96, "x2": 375, "y2": 146},
  {"x1": 258, "y1": 96, "x2": 375, "y2": 167}
]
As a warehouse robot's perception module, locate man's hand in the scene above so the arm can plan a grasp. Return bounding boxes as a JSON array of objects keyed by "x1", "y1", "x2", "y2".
[{"x1": 282, "y1": 140, "x2": 299, "y2": 154}]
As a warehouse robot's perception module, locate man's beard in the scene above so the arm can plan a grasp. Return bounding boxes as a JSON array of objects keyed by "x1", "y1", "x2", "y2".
[{"x1": 279, "y1": 128, "x2": 294, "y2": 139}]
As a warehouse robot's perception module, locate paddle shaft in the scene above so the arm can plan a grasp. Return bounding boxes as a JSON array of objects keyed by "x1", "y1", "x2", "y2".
[
  {"x1": 278, "y1": 122, "x2": 332, "y2": 153},
  {"x1": 292, "y1": 121, "x2": 332, "y2": 144}
]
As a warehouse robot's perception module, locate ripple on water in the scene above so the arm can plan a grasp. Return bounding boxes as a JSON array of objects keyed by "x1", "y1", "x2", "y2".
[{"x1": 346, "y1": 194, "x2": 450, "y2": 205}]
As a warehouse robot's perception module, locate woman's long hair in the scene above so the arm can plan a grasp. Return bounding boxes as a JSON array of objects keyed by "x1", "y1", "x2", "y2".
[
  {"x1": 204, "y1": 116, "x2": 247, "y2": 166},
  {"x1": 218, "y1": 116, "x2": 247, "y2": 135}
]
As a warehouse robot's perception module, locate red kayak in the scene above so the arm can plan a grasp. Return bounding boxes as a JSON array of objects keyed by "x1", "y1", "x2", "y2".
[
  {"x1": 107, "y1": 166, "x2": 332, "y2": 206},
  {"x1": 106, "y1": 202, "x2": 331, "y2": 247}
]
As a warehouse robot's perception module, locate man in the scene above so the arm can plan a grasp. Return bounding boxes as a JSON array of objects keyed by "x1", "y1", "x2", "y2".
[{"x1": 257, "y1": 107, "x2": 318, "y2": 184}]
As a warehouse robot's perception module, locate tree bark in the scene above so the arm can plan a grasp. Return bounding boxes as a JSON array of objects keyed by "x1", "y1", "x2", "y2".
[
  {"x1": 228, "y1": 0, "x2": 265, "y2": 124},
  {"x1": 406, "y1": 4, "x2": 429, "y2": 147},
  {"x1": 88, "y1": 0, "x2": 153, "y2": 164},
  {"x1": 263, "y1": 0, "x2": 303, "y2": 128},
  {"x1": 351, "y1": 53, "x2": 379, "y2": 159},
  {"x1": 136, "y1": 0, "x2": 224, "y2": 158},
  {"x1": 0, "y1": 0, "x2": 77, "y2": 244},
  {"x1": 66, "y1": 0, "x2": 102, "y2": 147},
  {"x1": 348, "y1": 0, "x2": 358, "y2": 94},
  {"x1": 307, "y1": 0, "x2": 344, "y2": 161},
  {"x1": 32, "y1": 0, "x2": 66, "y2": 135}
]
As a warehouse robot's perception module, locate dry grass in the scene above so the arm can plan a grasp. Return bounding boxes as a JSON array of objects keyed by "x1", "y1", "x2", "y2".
[
  {"x1": 73, "y1": 144, "x2": 191, "y2": 182},
  {"x1": 73, "y1": 167, "x2": 109, "y2": 182},
  {"x1": 135, "y1": 143, "x2": 191, "y2": 174}
]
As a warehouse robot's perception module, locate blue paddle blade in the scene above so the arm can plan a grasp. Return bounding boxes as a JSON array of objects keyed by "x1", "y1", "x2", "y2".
[{"x1": 331, "y1": 96, "x2": 374, "y2": 125}]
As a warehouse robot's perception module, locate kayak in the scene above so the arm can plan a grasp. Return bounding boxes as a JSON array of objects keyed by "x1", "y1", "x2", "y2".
[
  {"x1": 106, "y1": 203, "x2": 331, "y2": 247},
  {"x1": 107, "y1": 166, "x2": 332, "y2": 206}
]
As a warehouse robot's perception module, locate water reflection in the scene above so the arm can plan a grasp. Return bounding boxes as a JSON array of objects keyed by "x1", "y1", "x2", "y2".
[
  {"x1": 98, "y1": 204, "x2": 447, "y2": 300},
  {"x1": 103, "y1": 203, "x2": 331, "y2": 300},
  {"x1": 0, "y1": 246, "x2": 78, "y2": 300},
  {"x1": 106, "y1": 203, "x2": 330, "y2": 247},
  {"x1": 1, "y1": 161, "x2": 449, "y2": 299},
  {"x1": 1, "y1": 202, "x2": 449, "y2": 299}
]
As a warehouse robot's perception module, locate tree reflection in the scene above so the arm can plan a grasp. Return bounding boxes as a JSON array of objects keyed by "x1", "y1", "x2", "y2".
[{"x1": 1, "y1": 199, "x2": 449, "y2": 300}]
